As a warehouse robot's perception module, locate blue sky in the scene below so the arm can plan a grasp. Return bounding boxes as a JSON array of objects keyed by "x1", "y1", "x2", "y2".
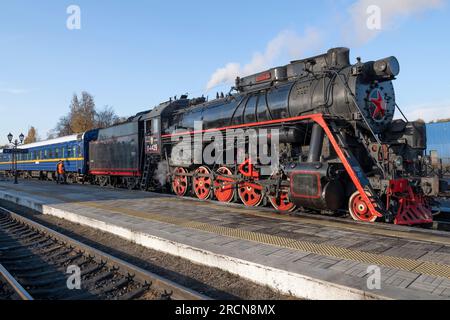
[{"x1": 0, "y1": 0, "x2": 449, "y2": 144}]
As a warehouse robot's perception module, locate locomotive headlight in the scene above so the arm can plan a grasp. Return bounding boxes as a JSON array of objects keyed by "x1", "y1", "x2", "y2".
[
  {"x1": 372, "y1": 56, "x2": 400, "y2": 79},
  {"x1": 394, "y1": 156, "x2": 403, "y2": 168}
]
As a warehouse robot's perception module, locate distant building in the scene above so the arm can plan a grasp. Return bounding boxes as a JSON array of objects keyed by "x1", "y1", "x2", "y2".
[{"x1": 426, "y1": 121, "x2": 450, "y2": 163}]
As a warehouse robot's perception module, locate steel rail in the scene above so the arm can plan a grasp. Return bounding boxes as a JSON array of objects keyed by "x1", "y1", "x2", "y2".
[
  {"x1": 0, "y1": 263, "x2": 34, "y2": 300},
  {"x1": 0, "y1": 206, "x2": 209, "y2": 300}
]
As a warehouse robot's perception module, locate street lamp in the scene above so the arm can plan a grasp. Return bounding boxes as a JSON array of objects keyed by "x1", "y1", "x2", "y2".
[{"x1": 7, "y1": 133, "x2": 25, "y2": 184}]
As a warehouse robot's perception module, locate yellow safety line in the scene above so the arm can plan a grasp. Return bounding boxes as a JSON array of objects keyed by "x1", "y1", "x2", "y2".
[
  {"x1": 78, "y1": 201, "x2": 450, "y2": 280},
  {"x1": 122, "y1": 197, "x2": 450, "y2": 247},
  {"x1": 2, "y1": 185, "x2": 450, "y2": 279}
]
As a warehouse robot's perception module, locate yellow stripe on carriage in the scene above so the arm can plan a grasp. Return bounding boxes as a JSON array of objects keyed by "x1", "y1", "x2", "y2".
[{"x1": 0, "y1": 157, "x2": 84, "y2": 165}]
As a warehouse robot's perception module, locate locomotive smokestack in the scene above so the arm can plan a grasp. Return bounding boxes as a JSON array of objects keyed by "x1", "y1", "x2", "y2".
[{"x1": 327, "y1": 47, "x2": 350, "y2": 67}]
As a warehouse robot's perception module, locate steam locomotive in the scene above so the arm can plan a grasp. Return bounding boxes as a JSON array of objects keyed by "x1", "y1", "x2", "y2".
[{"x1": 1, "y1": 47, "x2": 446, "y2": 226}]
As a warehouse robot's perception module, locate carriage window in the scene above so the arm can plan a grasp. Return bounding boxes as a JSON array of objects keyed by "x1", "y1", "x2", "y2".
[
  {"x1": 73, "y1": 146, "x2": 77, "y2": 158},
  {"x1": 55, "y1": 148, "x2": 59, "y2": 158},
  {"x1": 44, "y1": 150, "x2": 48, "y2": 159},
  {"x1": 78, "y1": 146, "x2": 82, "y2": 157},
  {"x1": 62, "y1": 147, "x2": 65, "y2": 158}
]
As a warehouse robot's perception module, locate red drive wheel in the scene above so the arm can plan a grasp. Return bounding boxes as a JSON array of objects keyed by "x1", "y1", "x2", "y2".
[
  {"x1": 214, "y1": 167, "x2": 235, "y2": 203},
  {"x1": 238, "y1": 182, "x2": 263, "y2": 207},
  {"x1": 193, "y1": 166, "x2": 212, "y2": 200},
  {"x1": 172, "y1": 167, "x2": 189, "y2": 197},
  {"x1": 348, "y1": 191, "x2": 378, "y2": 222},
  {"x1": 268, "y1": 174, "x2": 296, "y2": 212}
]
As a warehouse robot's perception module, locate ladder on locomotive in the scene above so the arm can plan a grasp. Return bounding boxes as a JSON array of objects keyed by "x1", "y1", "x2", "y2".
[
  {"x1": 140, "y1": 155, "x2": 152, "y2": 191},
  {"x1": 327, "y1": 121, "x2": 388, "y2": 220}
]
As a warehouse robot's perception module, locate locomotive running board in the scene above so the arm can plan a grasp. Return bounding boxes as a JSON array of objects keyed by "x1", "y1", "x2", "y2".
[{"x1": 312, "y1": 115, "x2": 385, "y2": 221}]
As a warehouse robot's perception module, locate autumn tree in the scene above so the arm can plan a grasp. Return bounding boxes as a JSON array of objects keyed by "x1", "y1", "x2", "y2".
[
  {"x1": 72, "y1": 91, "x2": 96, "y2": 133},
  {"x1": 24, "y1": 126, "x2": 38, "y2": 144}
]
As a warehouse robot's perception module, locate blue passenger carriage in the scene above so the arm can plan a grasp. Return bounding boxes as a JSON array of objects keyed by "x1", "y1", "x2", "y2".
[{"x1": 0, "y1": 131, "x2": 98, "y2": 182}]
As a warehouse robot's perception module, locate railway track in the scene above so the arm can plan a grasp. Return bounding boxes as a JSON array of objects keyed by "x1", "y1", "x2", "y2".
[{"x1": 0, "y1": 206, "x2": 209, "y2": 300}]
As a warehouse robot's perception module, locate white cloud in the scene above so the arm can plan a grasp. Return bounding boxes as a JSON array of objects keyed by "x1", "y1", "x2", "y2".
[
  {"x1": 205, "y1": 0, "x2": 444, "y2": 90},
  {"x1": 404, "y1": 100, "x2": 450, "y2": 122},
  {"x1": 206, "y1": 28, "x2": 322, "y2": 91},
  {"x1": 0, "y1": 88, "x2": 28, "y2": 95},
  {"x1": 347, "y1": 0, "x2": 444, "y2": 45}
]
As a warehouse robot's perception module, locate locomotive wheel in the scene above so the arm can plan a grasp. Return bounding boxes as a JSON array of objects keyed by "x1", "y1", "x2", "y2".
[
  {"x1": 172, "y1": 167, "x2": 189, "y2": 197},
  {"x1": 214, "y1": 167, "x2": 235, "y2": 203},
  {"x1": 193, "y1": 166, "x2": 212, "y2": 200},
  {"x1": 348, "y1": 191, "x2": 378, "y2": 223},
  {"x1": 268, "y1": 174, "x2": 296, "y2": 212},
  {"x1": 269, "y1": 189, "x2": 296, "y2": 212},
  {"x1": 238, "y1": 182, "x2": 263, "y2": 207}
]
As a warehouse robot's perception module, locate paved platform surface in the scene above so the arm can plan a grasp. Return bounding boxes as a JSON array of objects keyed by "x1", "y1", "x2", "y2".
[{"x1": 1, "y1": 180, "x2": 450, "y2": 300}]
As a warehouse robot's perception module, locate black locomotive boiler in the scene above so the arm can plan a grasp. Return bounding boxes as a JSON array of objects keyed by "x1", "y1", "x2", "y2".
[{"x1": 88, "y1": 47, "x2": 445, "y2": 226}]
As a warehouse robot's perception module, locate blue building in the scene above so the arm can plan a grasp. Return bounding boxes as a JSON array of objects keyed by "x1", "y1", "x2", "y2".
[{"x1": 426, "y1": 122, "x2": 450, "y2": 163}]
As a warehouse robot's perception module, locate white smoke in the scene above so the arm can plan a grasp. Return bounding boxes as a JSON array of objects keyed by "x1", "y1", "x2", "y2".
[
  {"x1": 205, "y1": 0, "x2": 444, "y2": 91},
  {"x1": 347, "y1": 0, "x2": 444, "y2": 45},
  {"x1": 206, "y1": 28, "x2": 322, "y2": 91},
  {"x1": 404, "y1": 100, "x2": 450, "y2": 122},
  {"x1": 154, "y1": 161, "x2": 169, "y2": 186}
]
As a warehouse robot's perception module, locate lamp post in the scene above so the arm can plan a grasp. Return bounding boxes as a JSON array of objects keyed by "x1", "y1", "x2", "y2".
[{"x1": 7, "y1": 133, "x2": 24, "y2": 184}]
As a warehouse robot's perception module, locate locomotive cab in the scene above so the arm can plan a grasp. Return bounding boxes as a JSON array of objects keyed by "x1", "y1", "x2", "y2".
[{"x1": 144, "y1": 117, "x2": 161, "y2": 155}]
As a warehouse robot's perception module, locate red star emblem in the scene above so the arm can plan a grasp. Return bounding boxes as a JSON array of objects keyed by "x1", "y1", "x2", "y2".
[{"x1": 370, "y1": 90, "x2": 386, "y2": 119}]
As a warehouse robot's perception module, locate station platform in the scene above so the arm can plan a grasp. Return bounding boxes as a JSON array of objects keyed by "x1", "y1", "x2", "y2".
[{"x1": 1, "y1": 179, "x2": 450, "y2": 300}]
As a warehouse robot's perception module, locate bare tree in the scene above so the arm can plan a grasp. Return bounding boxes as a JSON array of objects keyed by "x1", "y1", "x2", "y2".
[
  {"x1": 55, "y1": 115, "x2": 73, "y2": 137},
  {"x1": 95, "y1": 105, "x2": 120, "y2": 129}
]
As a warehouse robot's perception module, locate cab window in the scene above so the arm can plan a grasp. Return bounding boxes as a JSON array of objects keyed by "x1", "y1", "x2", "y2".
[{"x1": 152, "y1": 118, "x2": 160, "y2": 134}]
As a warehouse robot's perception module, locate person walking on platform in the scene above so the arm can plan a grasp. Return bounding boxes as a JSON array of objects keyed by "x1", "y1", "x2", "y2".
[{"x1": 56, "y1": 160, "x2": 66, "y2": 184}]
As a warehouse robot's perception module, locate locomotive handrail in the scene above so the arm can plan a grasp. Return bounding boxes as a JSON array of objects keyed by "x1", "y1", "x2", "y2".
[
  {"x1": 395, "y1": 102, "x2": 409, "y2": 123},
  {"x1": 329, "y1": 69, "x2": 383, "y2": 147}
]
